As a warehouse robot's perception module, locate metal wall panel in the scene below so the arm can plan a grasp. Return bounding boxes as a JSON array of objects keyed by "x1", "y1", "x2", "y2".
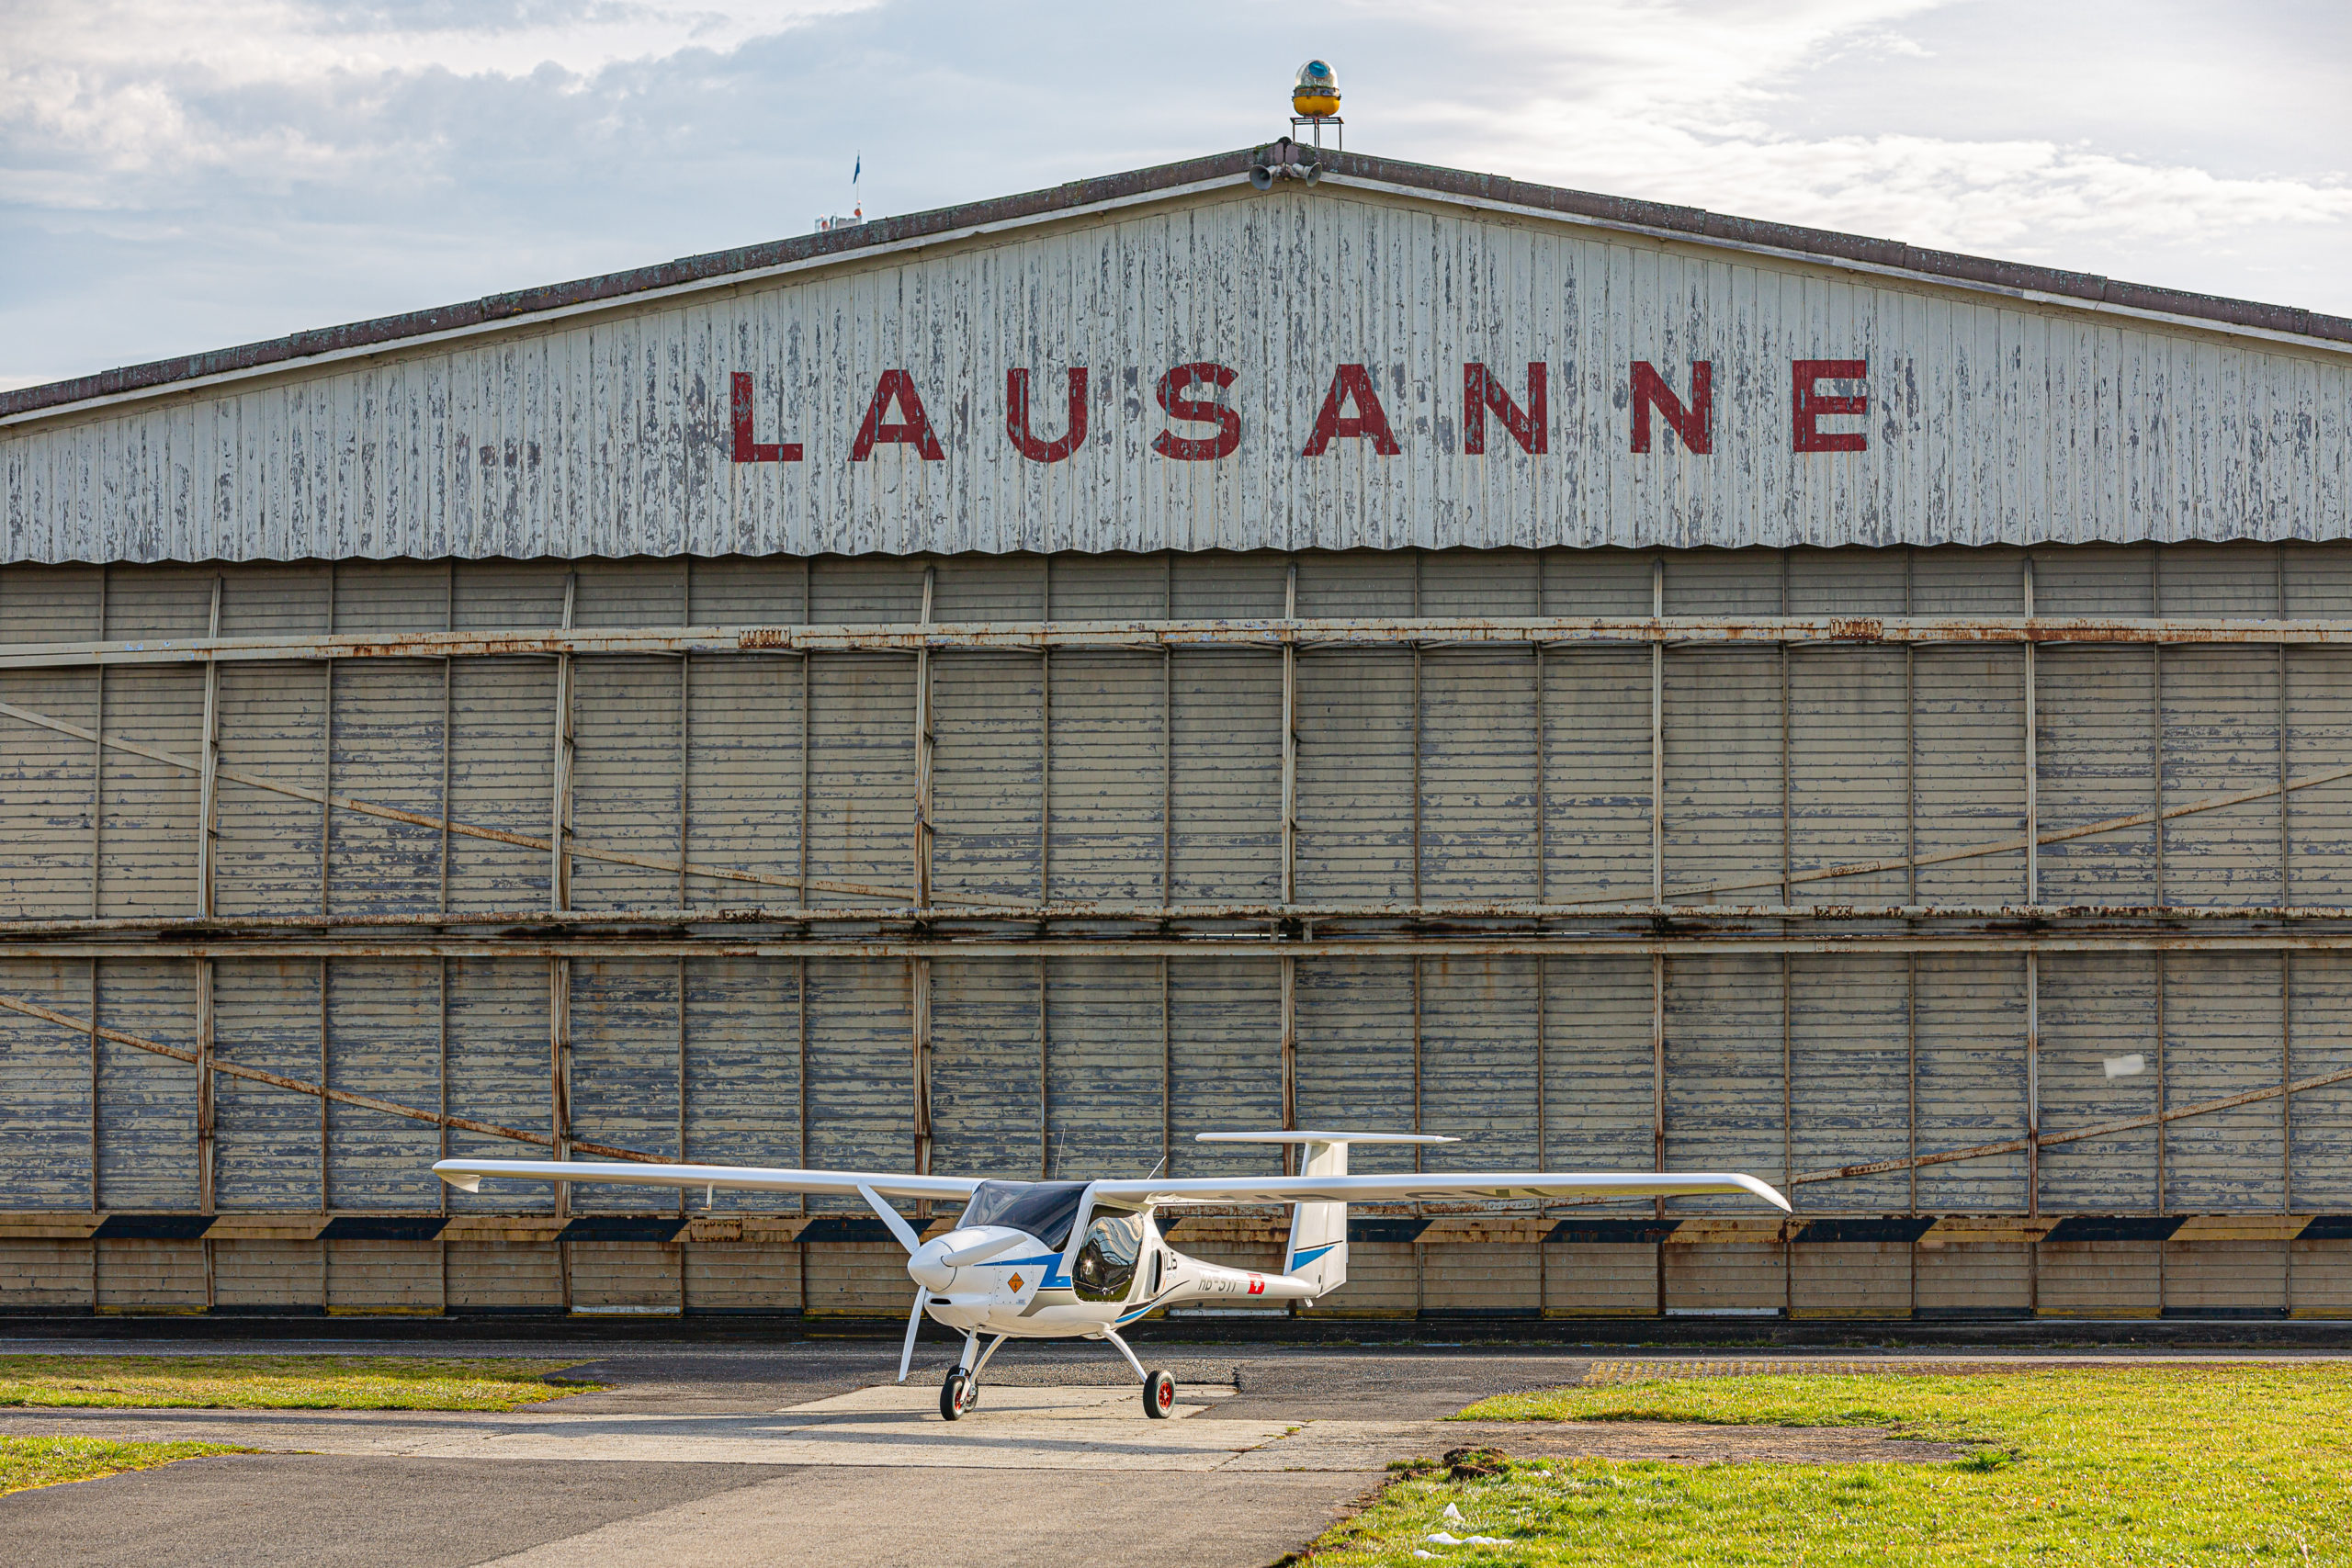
[
  {"x1": 1165, "y1": 958, "x2": 1281, "y2": 1180},
  {"x1": 214, "y1": 664, "x2": 326, "y2": 917},
  {"x1": 213, "y1": 957, "x2": 321, "y2": 1210},
  {"x1": 682, "y1": 956, "x2": 801, "y2": 1209},
  {"x1": 445, "y1": 661, "x2": 556, "y2": 911},
  {"x1": 683, "y1": 653, "x2": 805, "y2": 913},
  {"x1": 1293, "y1": 959, "x2": 1417, "y2": 1177},
  {"x1": 1419, "y1": 956, "x2": 1539, "y2": 1170},
  {"x1": 801, "y1": 957, "x2": 912, "y2": 1206},
  {"x1": 928, "y1": 957, "x2": 1040, "y2": 1179},
  {"x1": 0, "y1": 958, "x2": 93, "y2": 1207},
  {"x1": 1420, "y1": 652, "x2": 1538, "y2": 902},
  {"x1": 1789, "y1": 956, "x2": 1910, "y2": 1213},
  {"x1": 1295, "y1": 650, "x2": 1413, "y2": 901},
  {"x1": 327, "y1": 661, "x2": 446, "y2": 915},
  {"x1": 931, "y1": 653, "x2": 1041, "y2": 904},
  {"x1": 2162, "y1": 953, "x2": 2285, "y2": 1213},
  {"x1": 568, "y1": 960, "x2": 682, "y2": 1213},
  {"x1": 443, "y1": 959, "x2": 551, "y2": 1213},
  {"x1": 1044, "y1": 958, "x2": 1161, "y2": 1179},
  {"x1": 2038, "y1": 953, "x2": 2159, "y2": 1213},
  {"x1": 1169, "y1": 650, "x2": 1280, "y2": 901},
  {"x1": 2289, "y1": 952, "x2": 2352, "y2": 1213},
  {"x1": 324, "y1": 959, "x2": 443, "y2": 1211},
  {"x1": 1540, "y1": 956, "x2": 1652, "y2": 1171},
  {"x1": 1046, "y1": 656, "x2": 1163, "y2": 903},
  {"x1": 807, "y1": 655, "x2": 915, "y2": 910},
  {"x1": 1913, "y1": 955, "x2": 2029, "y2": 1213},
  {"x1": 94, "y1": 958, "x2": 198, "y2": 1210},
  {"x1": 571, "y1": 658, "x2": 683, "y2": 911},
  {"x1": 1663, "y1": 955, "x2": 1786, "y2": 1211}
]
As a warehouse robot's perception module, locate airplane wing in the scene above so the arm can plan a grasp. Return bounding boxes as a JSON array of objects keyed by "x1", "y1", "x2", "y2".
[
  {"x1": 432, "y1": 1157, "x2": 982, "y2": 1203},
  {"x1": 1088, "y1": 1170, "x2": 1792, "y2": 1211}
]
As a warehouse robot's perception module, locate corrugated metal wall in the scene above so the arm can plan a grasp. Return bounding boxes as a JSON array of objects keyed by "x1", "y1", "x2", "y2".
[
  {"x1": 3, "y1": 542, "x2": 2351, "y2": 1320},
  {"x1": 8, "y1": 186, "x2": 2352, "y2": 564}
]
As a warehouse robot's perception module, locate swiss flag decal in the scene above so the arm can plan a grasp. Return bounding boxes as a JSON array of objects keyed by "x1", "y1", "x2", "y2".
[{"x1": 1247, "y1": 1275, "x2": 1265, "y2": 1295}]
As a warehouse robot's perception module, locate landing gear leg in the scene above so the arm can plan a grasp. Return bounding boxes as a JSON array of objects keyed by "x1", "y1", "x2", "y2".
[
  {"x1": 942, "y1": 1333, "x2": 979, "y2": 1421},
  {"x1": 1100, "y1": 1327, "x2": 1176, "y2": 1418}
]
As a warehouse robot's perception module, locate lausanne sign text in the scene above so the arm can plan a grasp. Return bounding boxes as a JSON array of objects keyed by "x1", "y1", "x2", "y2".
[{"x1": 729, "y1": 360, "x2": 1873, "y2": 464}]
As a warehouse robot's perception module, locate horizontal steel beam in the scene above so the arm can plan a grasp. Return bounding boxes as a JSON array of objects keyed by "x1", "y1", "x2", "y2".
[
  {"x1": 1, "y1": 903, "x2": 2350, "y2": 940},
  {"x1": 11, "y1": 931, "x2": 2352, "y2": 959},
  {"x1": 6, "y1": 612, "x2": 2352, "y2": 669}
]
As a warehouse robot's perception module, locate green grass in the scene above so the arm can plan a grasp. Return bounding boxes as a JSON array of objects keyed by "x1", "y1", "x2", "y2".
[
  {"x1": 0, "y1": 1356, "x2": 600, "y2": 1411},
  {"x1": 1302, "y1": 1366, "x2": 2352, "y2": 1565},
  {"x1": 0, "y1": 1435, "x2": 243, "y2": 1496}
]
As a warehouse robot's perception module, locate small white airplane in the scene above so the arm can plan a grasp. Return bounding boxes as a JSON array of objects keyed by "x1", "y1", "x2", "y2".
[{"x1": 434, "y1": 1133, "x2": 1790, "y2": 1420}]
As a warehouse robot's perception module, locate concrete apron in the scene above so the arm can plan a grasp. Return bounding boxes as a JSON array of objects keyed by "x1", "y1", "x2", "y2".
[{"x1": 0, "y1": 1382, "x2": 1366, "y2": 1471}]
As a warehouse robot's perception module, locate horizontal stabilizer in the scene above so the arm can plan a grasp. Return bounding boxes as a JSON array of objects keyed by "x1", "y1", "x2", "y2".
[{"x1": 1195, "y1": 1131, "x2": 1456, "y2": 1145}]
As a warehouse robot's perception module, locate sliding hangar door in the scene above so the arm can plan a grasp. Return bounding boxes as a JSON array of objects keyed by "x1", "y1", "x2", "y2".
[
  {"x1": 4, "y1": 148, "x2": 2351, "y2": 1321},
  {"x1": 3, "y1": 542, "x2": 2350, "y2": 1321}
]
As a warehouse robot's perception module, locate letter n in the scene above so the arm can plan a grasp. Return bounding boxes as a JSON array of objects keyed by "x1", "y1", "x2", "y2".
[
  {"x1": 1631, "y1": 362, "x2": 1712, "y2": 454},
  {"x1": 1463, "y1": 363, "x2": 1547, "y2": 454}
]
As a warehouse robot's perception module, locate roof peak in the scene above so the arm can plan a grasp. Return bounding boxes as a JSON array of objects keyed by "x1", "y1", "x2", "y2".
[{"x1": 8, "y1": 144, "x2": 2348, "y2": 424}]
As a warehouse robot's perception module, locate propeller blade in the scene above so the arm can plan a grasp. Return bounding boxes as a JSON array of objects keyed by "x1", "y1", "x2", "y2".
[
  {"x1": 856, "y1": 1182, "x2": 924, "y2": 1256},
  {"x1": 898, "y1": 1292, "x2": 924, "y2": 1383}
]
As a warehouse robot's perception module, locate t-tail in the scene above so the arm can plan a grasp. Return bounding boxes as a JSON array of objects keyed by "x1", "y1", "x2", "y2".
[{"x1": 1193, "y1": 1131, "x2": 1455, "y2": 1302}]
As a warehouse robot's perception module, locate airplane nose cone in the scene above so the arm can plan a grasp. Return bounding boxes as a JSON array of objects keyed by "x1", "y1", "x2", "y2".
[{"x1": 908, "y1": 1240, "x2": 954, "y2": 1293}]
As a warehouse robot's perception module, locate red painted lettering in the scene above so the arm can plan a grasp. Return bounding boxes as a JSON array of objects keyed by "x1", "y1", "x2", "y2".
[
  {"x1": 1303, "y1": 364, "x2": 1401, "y2": 456},
  {"x1": 1792, "y1": 359, "x2": 1868, "y2": 453},
  {"x1": 1463, "y1": 363, "x2": 1547, "y2": 455},
  {"x1": 1005, "y1": 367, "x2": 1089, "y2": 463},
  {"x1": 850, "y1": 370, "x2": 946, "y2": 461},
  {"x1": 1630, "y1": 361, "x2": 1712, "y2": 455},
  {"x1": 1151, "y1": 363, "x2": 1241, "y2": 461},
  {"x1": 729, "y1": 372, "x2": 801, "y2": 464}
]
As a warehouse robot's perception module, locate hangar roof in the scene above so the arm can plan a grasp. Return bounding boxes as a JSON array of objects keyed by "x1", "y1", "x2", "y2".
[{"x1": 6, "y1": 145, "x2": 2351, "y2": 562}]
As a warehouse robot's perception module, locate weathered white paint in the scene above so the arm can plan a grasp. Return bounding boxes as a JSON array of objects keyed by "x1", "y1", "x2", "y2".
[{"x1": 6, "y1": 185, "x2": 2349, "y2": 563}]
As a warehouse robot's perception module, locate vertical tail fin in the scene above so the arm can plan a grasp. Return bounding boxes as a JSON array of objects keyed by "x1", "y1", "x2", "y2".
[
  {"x1": 1191, "y1": 1132, "x2": 1456, "y2": 1303},
  {"x1": 1283, "y1": 1138, "x2": 1349, "y2": 1297}
]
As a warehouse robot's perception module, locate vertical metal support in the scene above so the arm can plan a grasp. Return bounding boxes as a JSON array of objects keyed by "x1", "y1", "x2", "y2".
[
  {"x1": 1534, "y1": 956, "x2": 1548, "y2": 1172},
  {"x1": 1039, "y1": 554, "x2": 1051, "y2": 908},
  {"x1": 87, "y1": 963, "x2": 100, "y2": 1213},
  {"x1": 1036, "y1": 955, "x2": 1050, "y2": 1179},
  {"x1": 550, "y1": 957, "x2": 571, "y2": 1215},
  {"x1": 2155, "y1": 953, "x2": 2168, "y2": 1219},
  {"x1": 436, "y1": 957, "x2": 449, "y2": 1208},
  {"x1": 90, "y1": 564, "x2": 107, "y2": 922},
  {"x1": 1282, "y1": 559, "x2": 1297, "y2": 909},
  {"x1": 1411, "y1": 552, "x2": 1423, "y2": 907},
  {"x1": 1780, "y1": 551, "x2": 1792, "y2": 905},
  {"x1": 439, "y1": 559, "x2": 454, "y2": 917},
  {"x1": 1651, "y1": 556, "x2": 1665, "y2": 906},
  {"x1": 1905, "y1": 547, "x2": 1917, "y2": 904},
  {"x1": 1534, "y1": 553, "x2": 1547, "y2": 903},
  {"x1": 2023, "y1": 556, "x2": 2039, "y2": 905},
  {"x1": 913, "y1": 564, "x2": 934, "y2": 910},
  {"x1": 1163, "y1": 554, "x2": 1175, "y2": 905},
  {"x1": 320, "y1": 563, "x2": 336, "y2": 914},
  {"x1": 2151, "y1": 553, "x2": 2165, "y2": 1226},
  {"x1": 676, "y1": 955, "x2": 689, "y2": 1216},
  {"x1": 1652, "y1": 951, "x2": 1667, "y2": 1313},
  {"x1": 2278, "y1": 545, "x2": 2295, "y2": 1242},
  {"x1": 198, "y1": 577, "x2": 221, "y2": 918},
  {"x1": 550, "y1": 573, "x2": 577, "y2": 914},
  {"x1": 1159, "y1": 957, "x2": 1172, "y2": 1178},
  {"x1": 911, "y1": 955, "x2": 933, "y2": 1179},
  {"x1": 2025, "y1": 951, "x2": 2041, "y2": 1222},
  {"x1": 196, "y1": 957, "x2": 215, "y2": 1213},
  {"x1": 798, "y1": 650, "x2": 812, "y2": 912},
  {"x1": 796, "y1": 953, "x2": 809, "y2": 1214},
  {"x1": 317, "y1": 958, "x2": 330, "y2": 1213},
  {"x1": 1410, "y1": 956, "x2": 1424, "y2": 1181},
  {"x1": 1906, "y1": 952, "x2": 1919, "y2": 1216},
  {"x1": 676, "y1": 653, "x2": 691, "y2": 910},
  {"x1": 1279, "y1": 954, "x2": 1297, "y2": 1175}
]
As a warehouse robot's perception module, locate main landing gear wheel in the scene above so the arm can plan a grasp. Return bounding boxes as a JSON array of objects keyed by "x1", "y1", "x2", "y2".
[
  {"x1": 1143, "y1": 1370, "x2": 1176, "y2": 1419},
  {"x1": 942, "y1": 1368, "x2": 976, "y2": 1421}
]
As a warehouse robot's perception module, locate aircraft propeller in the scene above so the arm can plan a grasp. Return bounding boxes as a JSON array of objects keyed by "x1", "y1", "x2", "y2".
[{"x1": 854, "y1": 1184, "x2": 933, "y2": 1383}]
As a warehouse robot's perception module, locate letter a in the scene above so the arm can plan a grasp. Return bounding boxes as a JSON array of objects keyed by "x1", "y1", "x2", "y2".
[
  {"x1": 1302, "y1": 365, "x2": 1401, "y2": 457},
  {"x1": 851, "y1": 370, "x2": 945, "y2": 461}
]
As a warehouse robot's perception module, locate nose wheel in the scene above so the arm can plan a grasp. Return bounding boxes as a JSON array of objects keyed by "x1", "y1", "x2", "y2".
[
  {"x1": 1143, "y1": 1370, "x2": 1176, "y2": 1418},
  {"x1": 941, "y1": 1368, "x2": 977, "y2": 1420}
]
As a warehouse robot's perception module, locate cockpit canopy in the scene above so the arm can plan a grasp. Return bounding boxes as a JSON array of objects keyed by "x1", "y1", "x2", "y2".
[{"x1": 956, "y1": 1180, "x2": 1090, "y2": 1251}]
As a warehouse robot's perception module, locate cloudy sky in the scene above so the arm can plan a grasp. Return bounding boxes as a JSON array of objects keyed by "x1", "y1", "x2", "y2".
[{"x1": 6, "y1": 0, "x2": 2348, "y2": 391}]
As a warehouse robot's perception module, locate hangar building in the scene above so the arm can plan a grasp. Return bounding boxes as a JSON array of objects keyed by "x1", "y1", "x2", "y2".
[{"x1": 3, "y1": 145, "x2": 2351, "y2": 1324}]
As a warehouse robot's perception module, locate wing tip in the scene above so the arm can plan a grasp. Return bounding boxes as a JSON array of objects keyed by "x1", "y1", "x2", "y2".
[{"x1": 431, "y1": 1161, "x2": 483, "y2": 1194}]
